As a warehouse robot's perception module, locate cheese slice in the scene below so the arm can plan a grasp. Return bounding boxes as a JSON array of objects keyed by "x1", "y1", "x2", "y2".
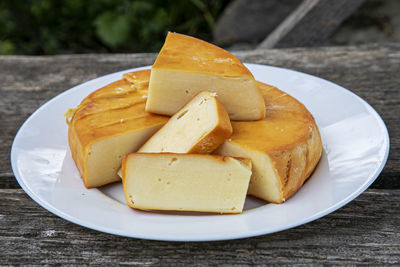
[
  {"x1": 139, "y1": 91, "x2": 232, "y2": 154},
  {"x1": 66, "y1": 70, "x2": 168, "y2": 188},
  {"x1": 216, "y1": 82, "x2": 322, "y2": 203},
  {"x1": 122, "y1": 153, "x2": 252, "y2": 213},
  {"x1": 146, "y1": 32, "x2": 265, "y2": 121}
]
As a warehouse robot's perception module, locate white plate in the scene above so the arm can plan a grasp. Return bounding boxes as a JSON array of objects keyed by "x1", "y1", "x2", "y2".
[{"x1": 11, "y1": 64, "x2": 389, "y2": 241}]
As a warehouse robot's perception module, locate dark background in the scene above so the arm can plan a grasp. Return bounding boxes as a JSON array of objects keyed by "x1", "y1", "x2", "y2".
[{"x1": 0, "y1": 0, "x2": 399, "y2": 54}]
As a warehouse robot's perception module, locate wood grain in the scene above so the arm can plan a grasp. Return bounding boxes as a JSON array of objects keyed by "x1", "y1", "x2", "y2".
[
  {"x1": 259, "y1": 0, "x2": 365, "y2": 48},
  {"x1": 1, "y1": 44, "x2": 398, "y2": 189},
  {"x1": 0, "y1": 190, "x2": 400, "y2": 266},
  {"x1": 0, "y1": 44, "x2": 399, "y2": 265},
  {"x1": 213, "y1": 0, "x2": 300, "y2": 46},
  {"x1": 0, "y1": 189, "x2": 398, "y2": 265}
]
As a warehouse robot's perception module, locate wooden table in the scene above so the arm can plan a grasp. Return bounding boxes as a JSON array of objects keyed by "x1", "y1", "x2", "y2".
[{"x1": 1, "y1": 44, "x2": 399, "y2": 265}]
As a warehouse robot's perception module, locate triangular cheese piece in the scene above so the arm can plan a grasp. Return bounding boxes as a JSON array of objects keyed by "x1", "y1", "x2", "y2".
[
  {"x1": 146, "y1": 32, "x2": 265, "y2": 121},
  {"x1": 139, "y1": 91, "x2": 232, "y2": 154}
]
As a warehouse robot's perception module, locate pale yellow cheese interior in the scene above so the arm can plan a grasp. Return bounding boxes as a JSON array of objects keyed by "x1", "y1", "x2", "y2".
[
  {"x1": 217, "y1": 142, "x2": 282, "y2": 202},
  {"x1": 147, "y1": 69, "x2": 265, "y2": 120},
  {"x1": 139, "y1": 91, "x2": 232, "y2": 154},
  {"x1": 86, "y1": 125, "x2": 162, "y2": 188},
  {"x1": 122, "y1": 154, "x2": 252, "y2": 213}
]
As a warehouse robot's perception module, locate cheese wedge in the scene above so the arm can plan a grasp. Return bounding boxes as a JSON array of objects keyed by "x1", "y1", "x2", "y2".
[
  {"x1": 139, "y1": 91, "x2": 232, "y2": 154},
  {"x1": 122, "y1": 153, "x2": 252, "y2": 213},
  {"x1": 216, "y1": 82, "x2": 322, "y2": 203},
  {"x1": 66, "y1": 70, "x2": 169, "y2": 188},
  {"x1": 146, "y1": 32, "x2": 265, "y2": 121}
]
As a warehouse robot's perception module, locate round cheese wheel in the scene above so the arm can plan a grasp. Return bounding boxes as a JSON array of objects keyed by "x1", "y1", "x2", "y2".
[{"x1": 67, "y1": 70, "x2": 322, "y2": 204}]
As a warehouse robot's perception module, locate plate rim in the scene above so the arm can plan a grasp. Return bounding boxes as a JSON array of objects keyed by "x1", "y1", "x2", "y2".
[{"x1": 10, "y1": 63, "x2": 390, "y2": 242}]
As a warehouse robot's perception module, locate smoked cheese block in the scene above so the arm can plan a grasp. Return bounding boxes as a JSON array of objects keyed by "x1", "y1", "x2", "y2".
[
  {"x1": 121, "y1": 153, "x2": 252, "y2": 213},
  {"x1": 146, "y1": 32, "x2": 265, "y2": 121},
  {"x1": 139, "y1": 91, "x2": 232, "y2": 154}
]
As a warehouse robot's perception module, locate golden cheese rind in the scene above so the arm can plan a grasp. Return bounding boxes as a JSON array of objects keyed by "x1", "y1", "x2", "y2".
[
  {"x1": 122, "y1": 70, "x2": 150, "y2": 88},
  {"x1": 153, "y1": 32, "x2": 253, "y2": 77}
]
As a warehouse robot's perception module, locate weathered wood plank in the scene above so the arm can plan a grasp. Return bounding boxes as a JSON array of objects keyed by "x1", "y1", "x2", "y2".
[
  {"x1": 213, "y1": 0, "x2": 300, "y2": 46},
  {"x1": 0, "y1": 174, "x2": 18, "y2": 189},
  {"x1": 0, "y1": 189, "x2": 398, "y2": 265},
  {"x1": 2, "y1": 171, "x2": 399, "y2": 190},
  {"x1": 259, "y1": 0, "x2": 365, "y2": 49},
  {"x1": 1, "y1": 44, "x2": 398, "y2": 189},
  {"x1": 0, "y1": 53, "x2": 157, "y2": 91}
]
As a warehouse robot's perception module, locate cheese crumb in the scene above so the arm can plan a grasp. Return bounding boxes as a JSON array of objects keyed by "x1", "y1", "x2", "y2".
[
  {"x1": 210, "y1": 92, "x2": 217, "y2": 97},
  {"x1": 214, "y1": 58, "x2": 232, "y2": 63}
]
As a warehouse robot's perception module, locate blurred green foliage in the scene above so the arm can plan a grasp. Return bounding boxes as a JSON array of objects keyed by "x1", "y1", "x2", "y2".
[{"x1": 0, "y1": 0, "x2": 229, "y2": 55}]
